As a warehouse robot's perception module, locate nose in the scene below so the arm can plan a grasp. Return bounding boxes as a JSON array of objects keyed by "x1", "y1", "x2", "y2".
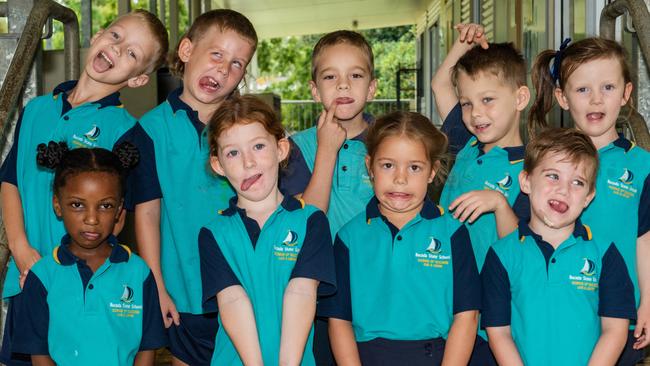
[
  {"x1": 555, "y1": 180, "x2": 569, "y2": 196},
  {"x1": 590, "y1": 89, "x2": 603, "y2": 105},
  {"x1": 242, "y1": 151, "x2": 256, "y2": 169},
  {"x1": 394, "y1": 167, "x2": 407, "y2": 185},
  {"x1": 470, "y1": 104, "x2": 482, "y2": 119},
  {"x1": 216, "y1": 60, "x2": 229, "y2": 77},
  {"x1": 337, "y1": 78, "x2": 350, "y2": 91},
  {"x1": 111, "y1": 44, "x2": 121, "y2": 56},
  {"x1": 84, "y1": 208, "x2": 99, "y2": 225}
]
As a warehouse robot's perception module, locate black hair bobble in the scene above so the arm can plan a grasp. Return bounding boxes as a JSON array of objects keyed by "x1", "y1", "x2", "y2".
[
  {"x1": 36, "y1": 141, "x2": 69, "y2": 169},
  {"x1": 112, "y1": 142, "x2": 140, "y2": 170}
]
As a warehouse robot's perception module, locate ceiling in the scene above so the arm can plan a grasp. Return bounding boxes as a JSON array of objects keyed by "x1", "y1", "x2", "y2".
[{"x1": 214, "y1": 0, "x2": 427, "y2": 39}]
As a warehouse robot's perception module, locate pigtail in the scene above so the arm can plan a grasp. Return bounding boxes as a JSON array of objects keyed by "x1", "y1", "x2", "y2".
[
  {"x1": 36, "y1": 141, "x2": 69, "y2": 170},
  {"x1": 112, "y1": 142, "x2": 140, "y2": 170},
  {"x1": 528, "y1": 50, "x2": 559, "y2": 139}
]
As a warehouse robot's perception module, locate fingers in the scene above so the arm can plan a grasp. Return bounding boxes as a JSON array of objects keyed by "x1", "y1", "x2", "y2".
[
  {"x1": 171, "y1": 307, "x2": 181, "y2": 326},
  {"x1": 634, "y1": 322, "x2": 650, "y2": 349}
]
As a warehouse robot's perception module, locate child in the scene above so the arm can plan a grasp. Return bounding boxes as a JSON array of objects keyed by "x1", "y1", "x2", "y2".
[
  {"x1": 124, "y1": 10, "x2": 257, "y2": 365},
  {"x1": 10, "y1": 142, "x2": 166, "y2": 365},
  {"x1": 0, "y1": 9, "x2": 168, "y2": 364},
  {"x1": 530, "y1": 37, "x2": 650, "y2": 364},
  {"x1": 481, "y1": 128, "x2": 636, "y2": 365},
  {"x1": 199, "y1": 95, "x2": 336, "y2": 365},
  {"x1": 318, "y1": 111, "x2": 481, "y2": 365}
]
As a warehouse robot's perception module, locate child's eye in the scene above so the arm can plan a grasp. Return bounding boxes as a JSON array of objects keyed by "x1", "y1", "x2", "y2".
[
  {"x1": 110, "y1": 31, "x2": 119, "y2": 39},
  {"x1": 351, "y1": 73, "x2": 364, "y2": 79},
  {"x1": 576, "y1": 87, "x2": 588, "y2": 93},
  {"x1": 100, "y1": 203, "x2": 114, "y2": 210},
  {"x1": 381, "y1": 162, "x2": 393, "y2": 169},
  {"x1": 253, "y1": 143, "x2": 265, "y2": 150},
  {"x1": 572, "y1": 179, "x2": 585, "y2": 187},
  {"x1": 460, "y1": 101, "x2": 471, "y2": 108},
  {"x1": 545, "y1": 173, "x2": 559, "y2": 180},
  {"x1": 226, "y1": 150, "x2": 238, "y2": 158},
  {"x1": 323, "y1": 75, "x2": 335, "y2": 80},
  {"x1": 70, "y1": 202, "x2": 83, "y2": 209},
  {"x1": 212, "y1": 52, "x2": 222, "y2": 59},
  {"x1": 482, "y1": 97, "x2": 493, "y2": 104},
  {"x1": 232, "y1": 60, "x2": 242, "y2": 69},
  {"x1": 409, "y1": 165, "x2": 422, "y2": 172},
  {"x1": 604, "y1": 84, "x2": 615, "y2": 91},
  {"x1": 128, "y1": 49, "x2": 137, "y2": 60}
]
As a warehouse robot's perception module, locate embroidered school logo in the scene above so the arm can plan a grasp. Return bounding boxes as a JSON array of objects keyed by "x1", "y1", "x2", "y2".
[
  {"x1": 282, "y1": 230, "x2": 299, "y2": 247},
  {"x1": 580, "y1": 258, "x2": 596, "y2": 277},
  {"x1": 618, "y1": 168, "x2": 634, "y2": 185},
  {"x1": 120, "y1": 285, "x2": 134, "y2": 304},
  {"x1": 496, "y1": 174, "x2": 513, "y2": 190},
  {"x1": 84, "y1": 125, "x2": 101, "y2": 141},
  {"x1": 426, "y1": 237, "x2": 442, "y2": 254}
]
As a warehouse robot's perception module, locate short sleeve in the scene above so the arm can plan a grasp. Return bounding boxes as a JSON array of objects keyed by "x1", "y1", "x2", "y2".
[
  {"x1": 279, "y1": 138, "x2": 312, "y2": 196},
  {"x1": 480, "y1": 248, "x2": 512, "y2": 328},
  {"x1": 291, "y1": 211, "x2": 336, "y2": 296},
  {"x1": 12, "y1": 271, "x2": 50, "y2": 355},
  {"x1": 512, "y1": 192, "x2": 530, "y2": 222},
  {"x1": 441, "y1": 103, "x2": 471, "y2": 155},
  {"x1": 316, "y1": 235, "x2": 352, "y2": 321},
  {"x1": 0, "y1": 110, "x2": 25, "y2": 186},
  {"x1": 198, "y1": 227, "x2": 240, "y2": 313},
  {"x1": 139, "y1": 271, "x2": 168, "y2": 350},
  {"x1": 639, "y1": 174, "x2": 650, "y2": 237},
  {"x1": 599, "y1": 243, "x2": 637, "y2": 320},
  {"x1": 121, "y1": 123, "x2": 162, "y2": 210},
  {"x1": 450, "y1": 225, "x2": 481, "y2": 313}
]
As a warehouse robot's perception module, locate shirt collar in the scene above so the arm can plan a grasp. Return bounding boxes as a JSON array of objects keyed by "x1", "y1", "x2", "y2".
[
  {"x1": 52, "y1": 80, "x2": 122, "y2": 109},
  {"x1": 53, "y1": 235, "x2": 131, "y2": 266},
  {"x1": 167, "y1": 87, "x2": 205, "y2": 136},
  {"x1": 517, "y1": 219, "x2": 592, "y2": 243},
  {"x1": 365, "y1": 196, "x2": 444, "y2": 223},
  {"x1": 219, "y1": 195, "x2": 305, "y2": 217},
  {"x1": 471, "y1": 139, "x2": 525, "y2": 163},
  {"x1": 349, "y1": 113, "x2": 375, "y2": 142},
  {"x1": 607, "y1": 135, "x2": 635, "y2": 153}
]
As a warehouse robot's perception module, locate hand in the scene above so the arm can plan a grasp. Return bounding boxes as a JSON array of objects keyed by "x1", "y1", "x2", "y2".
[
  {"x1": 19, "y1": 269, "x2": 28, "y2": 289},
  {"x1": 316, "y1": 103, "x2": 346, "y2": 154},
  {"x1": 13, "y1": 244, "x2": 41, "y2": 274},
  {"x1": 158, "y1": 288, "x2": 180, "y2": 328},
  {"x1": 454, "y1": 23, "x2": 489, "y2": 50},
  {"x1": 449, "y1": 190, "x2": 507, "y2": 223},
  {"x1": 634, "y1": 302, "x2": 650, "y2": 349}
]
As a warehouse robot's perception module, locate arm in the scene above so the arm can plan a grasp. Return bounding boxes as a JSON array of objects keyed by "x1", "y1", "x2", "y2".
[
  {"x1": 301, "y1": 105, "x2": 345, "y2": 213},
  {"x1": 486, "y1": 326, "x2": 524, "y2": 366},
  {"x1": 31, "y1": 356, "x2": 56, "y2": 366},
  {"x1": 431, "y1": 23, "x2": 488, "y2": 121},
  {"x1": 1, "y1": 182, "x2": 40, "y2": 273},
  {"x1": 449, "y1": 190, "x2": 517, "y2": 238},
  {"x1": 329, "y1": 318, "x2": 361, "y2": 366},
  {"x1": 217, "y1": 285, "x2": 263, "y2": 366},
  {"x1": 441, "y1": 310, "x2": 478, "y2": 366},
  {"x1": 279, "y1": 278, "x2": 319, "y2": 366},
  {"x1": 135, "y1": 199, "x2": 179, "y2": 327},
  {"x1": 635, "y1": 232, "x2": 650, "y2": 348},
  {"x1": 134, "y1": 350, "x2": 155, "y2": 366},
  {"x1": 588, "y1": 317, "x2": 629, "y2": 365}
]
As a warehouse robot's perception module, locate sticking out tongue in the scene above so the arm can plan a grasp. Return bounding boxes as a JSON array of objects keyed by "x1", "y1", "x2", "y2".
[
  {"x1": 241, "y1": 174, "x2": 262, "y2": 191},
  {"x1": 199, "y1": 76, "x2": 220, "y2": 92},
  {"x1": 549, "y1": 199, "x2": 568, "y2": 213},
  {"x1": 586, "y1": 112, "x2": 605, "y2": 121},
  {"x1": 336, "y1": 97, "x2": 354, "y2": 105},
  {"x1": 93, "y1": 52, "x2": 113, "y2": 73}
]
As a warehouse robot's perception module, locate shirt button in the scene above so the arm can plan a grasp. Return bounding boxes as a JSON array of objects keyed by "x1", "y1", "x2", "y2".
[
  {"x1": 88, "y1": 284, "x2": 94, "y2": 289},
  {"x1": 342, "y1": 165, "x2": 348, "y2": 172},
  {"x1": 396, "y1": 235, "x2": 402, "y2": 241},
  {"x1": 343, "y1": 143, "x2": 349, "y2": 149},
  {"x1": 551, "y1": 258, "x2": 556, "y2": 264},
  {"x1": 477, "y1": 159, "x2": 483, "y2": 165},
  {"x1": 63, "y1": 115, "x2": 69, "y2": 121}
]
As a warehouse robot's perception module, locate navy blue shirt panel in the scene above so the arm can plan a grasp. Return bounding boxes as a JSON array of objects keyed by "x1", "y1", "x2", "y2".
[
  {"x1": 639, "y1": 174, "x2": 650, "y2": 237},
  {"x1": 121, "y1": 123, "x2": 162, "y2": 210},
  {"x1": 290, "y1": 211, "x2": 336, "y2": 297},
  {"x1": 316, "y1": 235, "x2": 352, "y2": 321},
  {"x1": 198, "y1": 227, "x2": 241, "y2": 313},
  {"x1": 441, "y1": 103, "x2": 471, "y2": 156},
  {"x1": 512, "y1": 192, "x2": 530, "y2": 222},
  {"x1": 450, "y1": 225, "x2": 481, "y2": 314},
  {"x1": 278, "y1": 138, "x2": 311, "y2": 196},
  {"x1": 12, "y1": 271, "x2": 50, "y2": 355},
  {"x1": 598, "y1": 243, "x2": 637, "y2": 320},
  {"x1": 139, "y1": 271, "x2": 168, "y2": 350},
  {"x1": 0, "y1": 110, "x2": 25, "y2": 186},
  {"x1": 480, "y1": 248, "x2": 512, "y2": 328}
]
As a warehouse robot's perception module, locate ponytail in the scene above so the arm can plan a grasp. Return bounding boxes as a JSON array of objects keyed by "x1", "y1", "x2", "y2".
[{"x1": 528, "y1": 50, "x2": 559, "y2": 139}]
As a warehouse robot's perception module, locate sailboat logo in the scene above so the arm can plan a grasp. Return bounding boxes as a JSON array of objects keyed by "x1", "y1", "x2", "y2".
[
  {"x1": 580, "y1": 258, "x2": 596, "y2": 277},
  {"x1": 497, "y1": 175, "x2": 513, "y2": 190},
  {"x1": 282, "y1": 230, "x2": 299, "y2": 247},
  {"x1": 120, "y1": 285, "x2": 134, "y2": 303},
  {"x1": 426, "y1": 237, "x2": 442, "y2": 254},
  {"x1": 618, "y1": 169, "x2": 634, "y2": 185},
  {"x1": 84, "y1": 125, "x2": 101, "y2": 141}
]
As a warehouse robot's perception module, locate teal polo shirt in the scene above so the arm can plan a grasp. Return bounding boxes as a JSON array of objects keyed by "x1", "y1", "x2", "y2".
[
  {"x1": 318, "y1": 196, "x2": 481, "y2": 344},
  {"x1": 199, "y1": 196, "x2": 336, "y2": 366},
  {"x1": 0, "y1": 80, "x2": 135, "y2": 299},
  {"x1": 125, "y1": 87, "x2": 234, "y2": 314},
  {"x1": 12, "y1": 236, "x2": 166, "y2": 365},
  {"x1": 481, "y1": 222, "x2": 636, "y2": 366},
  {"x1": 581, "y1": 137, "x2": 650, "y2": 308},
  {"x1": 280, "y1": 115, "x2": 375, "y2": 235}
]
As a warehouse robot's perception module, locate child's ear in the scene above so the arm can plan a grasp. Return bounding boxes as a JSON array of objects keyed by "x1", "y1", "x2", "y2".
[
  {"x1": 365, "y1": 155, "x2": 373, "y2": 180},
  {"x1": 277, "y1": 137, "x2": 290, "y2": 162},
  {"x1": 126, "y1": 74, "x2": 150, "y2": 89},
  {"x1": 178, "y1": 37, "x2": 193, "y2": 63},
  {"x1": 366, "y1": 79, "x2": 378, "y2": 102},
  {"x1": 518, "y1": 170, "x2": 531, "y2": 194},
  {"x1": 554, "y1": 87, "x2": 570, "y2": 110},
  {"x1": 309, "y1": 80, "x2": 321, "y2": 103},
  {"x1": 585, "y1": 189, "x2": 596, "y2": 208},
  {"x1": 622, "y1": 82, "x2": 634, "y2": 106},
  {"x1": 52, "y1": 195, "x2": 62, "y2": 217},
  {"x1": 516, "y1": 86, "x2": 531, "y2": 111},
  {"x1": 429, "y1": 161, "x2": 440, "y2": 184},
  {"x1": 209, "y1": 155, "x2": 225, "y2": 176}
]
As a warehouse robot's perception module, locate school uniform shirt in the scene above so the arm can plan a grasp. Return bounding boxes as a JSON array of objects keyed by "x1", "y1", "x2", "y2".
[
  {"x1": 11, "y1": 235, "x2": 167, "y2": 366},
  {"x1": 199, "y1": 196, "x2": 336, "y2": 366},
  {"x1": 581, "y1": 136, "x2": 650, "y2": 308},
  {"x1": 440, "y1": 103, "x2": 529, "y2": 271},
  {"x1": 0, "y1": 80, "x2": 135, "y2": 299},
  {"x1": 279, "y1": 114, "x2": 375, "y2": 236},
  {"x1": 124, "y1": 87, "x2": 234, "y2": 314},
  {"x1": 318, "y1": 196, "x2": 481, "y2": 346},
  {"x1": 481, "y1": 222, "x2": 636, "y2": 366}
]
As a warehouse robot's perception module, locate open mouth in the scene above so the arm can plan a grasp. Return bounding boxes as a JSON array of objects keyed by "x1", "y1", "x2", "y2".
[
  {"x1": 199, "y1": 76, "x2": 221, "y2": 93},
  {"x1": 93, "y1": 51, "x2": 114, "y2": 72},
  {"x1": 387, "y1": 192, "x2": 412, "y2": 200},
  {"x1": 473, "y1": 123, "x2": 490, "y2": 133},
  {"x1": 241, "y1": 173, "x2": 262, "y2": 191},
  {"x1": 335, "y1": 97, "x2": 354, "y2": 105},
  {"x1": 548, "y1": 199, "x2": 568, "y2": 214},
  {"x1": 586, "y1": 112, "x2": 605, "y2": 122}
]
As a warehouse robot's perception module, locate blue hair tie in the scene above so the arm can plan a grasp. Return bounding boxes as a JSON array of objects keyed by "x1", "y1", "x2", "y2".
[{"x1": 550, "y1": 38, "x2": 571, "y2": 85}]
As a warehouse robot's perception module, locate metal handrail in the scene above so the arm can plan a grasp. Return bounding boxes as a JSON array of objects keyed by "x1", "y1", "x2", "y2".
[
  {"x1": 0, "y1": 0, "x2": 80, "y2": 132},
  {"x1": 600, "y1": 0, "x2": 650, "y2": 148}
]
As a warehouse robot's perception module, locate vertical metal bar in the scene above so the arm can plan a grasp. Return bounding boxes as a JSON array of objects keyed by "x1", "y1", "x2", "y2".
[
  {"x1": 149, "y1": 0, "x2": 157, "y2": 15},
  {"x1": 169, "y1": 0, "x2": 179, "y2": 47},
  {"x1": 190, "y1": 0, "x2": 200, "y2": 21},
  {"x1": 81, "y1": 0, "x2": 91, "y2": 47},
  {"x1": 118, "y1": 0, "x2": 131, "y2": 15},
  {"x1": 160, "y1": 0, "x2": 166, "y2": 26},
  {"x1": 202, "y1": 0, "x2": 211, "y2": 12}
]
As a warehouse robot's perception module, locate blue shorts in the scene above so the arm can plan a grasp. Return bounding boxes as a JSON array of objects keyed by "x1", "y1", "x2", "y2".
[
  {"x1": 469, "y1": 335, "x2": 497, "y2": 366},
  {"x1": 616, "y1": 329, "x2": 644, "y2": 366},
  {"x1": 168, "y1": 312, "x2": 219, "y2": 366},
  {"x1": 0, "y1": 298, "x2": 33, "y2": 366},
  {"x1": 313, "y1": 317, "x2": 334, "y2": 365},
  {"x1": 357, "y1": 337, "x2": 446, "y2": 365}
]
